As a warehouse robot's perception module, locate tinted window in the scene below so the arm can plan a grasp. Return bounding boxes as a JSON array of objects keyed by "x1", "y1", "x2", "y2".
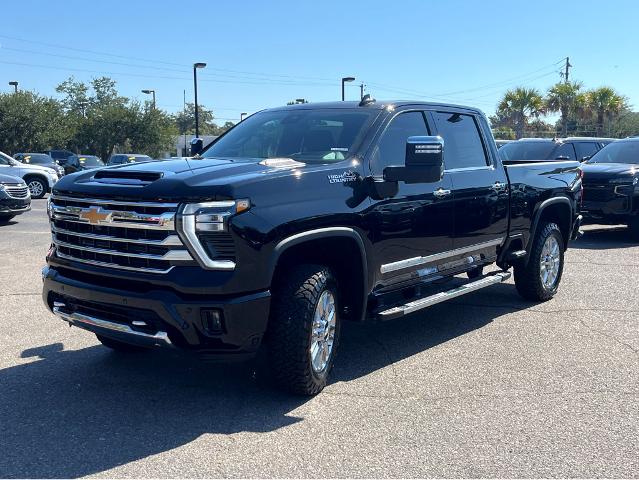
[
  {"x1": 203, "y1": 109, "x2": 376, "y2": 164},
  {"x1": 432, "y1": 112, "x2": 488, "y2": 169},
  {"x1": 372, "y1": 111, "x2": 428, "y2": 169},
  {"x1": 499, "y1": 141, "x2": 557, "y2": 161},
  {"x1": 21, "y1": 154, "x2": 53, "y2": 165},
  {"x1": 587, "y1": 141, "x2": 639, "y2": 165},
  {"x1": 574, "y1": 142, "x2": 598, "y2": 160},
  {"x1": 555, "y1": 143, "x2": 576, "y2": 160}
]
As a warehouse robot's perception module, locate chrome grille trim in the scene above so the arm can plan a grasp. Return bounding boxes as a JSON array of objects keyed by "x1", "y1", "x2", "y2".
[
  {"x1": 53, "y1": 237, "x2": 192, "y2": 261},
  {"x1": 3, "y1": 185, "x2": 30, "y2": 199},
  {"x1": 50, "y1": 195, "x2": 193, "y2": 274},
  {"x1": 50, "y1": 195, "x2": 179, "y2": 208},
  {"x1": 56, "y1": 251, "x2": 175, "y2": 274},
  {"x1": 51, "y1": 226, "x2": 183, "y2": 246}
]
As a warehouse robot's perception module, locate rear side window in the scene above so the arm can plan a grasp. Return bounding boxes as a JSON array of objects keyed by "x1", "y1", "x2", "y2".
[
  {"x1": 372, "y1": 111, "x2": 429, "y2": 170},
  {"x1": 555, "y1": 143, "x2": 576, "y2": 160},
  {"x1": 574, "y1": 142, "x2": 598, "y2": 160},
  {"x1": 431, "y1": 112, "x2": 488, "y2": 170}
]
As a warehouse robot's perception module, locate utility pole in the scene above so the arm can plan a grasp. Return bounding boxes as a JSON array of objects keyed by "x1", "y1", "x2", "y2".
[
  {"x1": 359, "y1": 83, "x2": 365, "y2": 100},
  {"x1": 563, "y1": 57, "x2": 572, "y2": 84}
]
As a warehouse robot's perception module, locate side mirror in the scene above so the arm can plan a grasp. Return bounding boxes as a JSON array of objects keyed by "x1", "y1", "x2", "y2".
[
  {"x1": 580, "y1": 155, "x2": 591, "y2": 162},
  {"x1": 384, "y1": 136, "x2": 444, "y2": 184},
  {"x1": 190, "y1": 138, "x2": 204, "y2": 156}
]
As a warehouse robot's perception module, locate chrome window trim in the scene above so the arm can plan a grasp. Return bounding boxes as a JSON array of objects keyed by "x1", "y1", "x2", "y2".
[
  {"x1": 444, "y1": 165, "x2": 496, "y2": 173},
  {"x1": 380, "y1": 237, "x2": 505, "y2": 274}
]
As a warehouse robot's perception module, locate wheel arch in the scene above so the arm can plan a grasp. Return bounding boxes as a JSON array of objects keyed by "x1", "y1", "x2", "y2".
[
  {"x1": 269, "y1": 227, "x2": 369, "y2": 322},
  {"x1": 526, "y1": 196, "x2": 573, "y2": 264},
  {"x1": 22, "y1": 173, "x2": 50, "y2": 191}
]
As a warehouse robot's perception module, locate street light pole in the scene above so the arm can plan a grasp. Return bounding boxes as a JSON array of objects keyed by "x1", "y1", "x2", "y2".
[
  {"x1": 240, "y1": 112, "x2": 248, "y2": 121},
  {"x1": 8, "y1": 81, "x2": 18, "y2": 93},
  {"x1": 193, "y1": 62, "x2": 207, "y2": 138},
  {"x1": 141, "y1": 89, "x2": 156, "y2": 109},
  {"x1": 341, "y1": 76, "x2": 355, "y2": 101}
]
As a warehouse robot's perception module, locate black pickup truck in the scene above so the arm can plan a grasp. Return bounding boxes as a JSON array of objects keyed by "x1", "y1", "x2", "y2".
[
  {"x1": 42, "y1": 99, "x2": 582, "y2": 395},
  {"x1": 581, "y1": 137, "x2": 639, "y2": 239}
]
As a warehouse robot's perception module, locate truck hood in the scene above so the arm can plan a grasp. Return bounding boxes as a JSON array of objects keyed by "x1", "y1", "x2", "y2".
[
  {"x1": 581, "y1": 163, "x2": 639, "y2": 183},
  {"x1": 52, "y1": 156, "x2": 348, "y2": 201}
]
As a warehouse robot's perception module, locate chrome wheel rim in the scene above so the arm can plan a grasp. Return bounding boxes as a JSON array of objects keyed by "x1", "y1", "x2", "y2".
[
  {"x1": 540, "y1": 235, "x2": 561, "y2": 290},
  {"x1": 310, "y1": 290, "x2": 337, "y2": 374},
  {"x1": 28, "y1": 181, "x2": 43, "y2": 197}
]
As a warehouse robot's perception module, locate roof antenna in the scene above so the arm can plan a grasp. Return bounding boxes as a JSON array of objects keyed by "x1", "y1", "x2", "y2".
[{"x1": 359, "y1": 94, "x2": 376, "y2": 107}]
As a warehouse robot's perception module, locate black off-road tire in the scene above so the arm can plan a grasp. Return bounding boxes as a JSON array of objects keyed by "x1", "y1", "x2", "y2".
[
  {"x1": 267, "y1": 265, "x2": 340, "y2": 396},
  {"x1": 96, "y1": 334, "x2": 150, "y2": 353},
  {"x1": 514, "y1": 222, "x2": 565, "y2": 301}
]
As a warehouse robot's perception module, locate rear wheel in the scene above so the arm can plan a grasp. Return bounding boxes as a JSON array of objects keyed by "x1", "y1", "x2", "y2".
[
  {"x1": 26, "y1": 178, "x2": 47, "y2": 199},
  {"x1": 267, "y1": 265, "x2": 340, "y2": 395},
  {"x1": 96, "y1": 334, "x2": 150, "y2": 353},
  {"x1": 514, "y1": 222, "x2": 565, "y2": 301}
]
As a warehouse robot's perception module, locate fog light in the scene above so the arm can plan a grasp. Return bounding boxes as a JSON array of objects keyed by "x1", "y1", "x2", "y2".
[{"x1": 200, "y1": 308, "x2": 224, "y2": 335}]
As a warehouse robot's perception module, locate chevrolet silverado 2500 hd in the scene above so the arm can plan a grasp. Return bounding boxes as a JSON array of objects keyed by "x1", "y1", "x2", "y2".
[{"x1": 42, "y1": 99, "x2": 582, "y2": 395}]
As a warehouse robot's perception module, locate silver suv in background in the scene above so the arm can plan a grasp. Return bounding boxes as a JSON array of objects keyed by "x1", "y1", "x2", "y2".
[{"x1": 0, "y1": 150, "x2": 59, "y2": 198}]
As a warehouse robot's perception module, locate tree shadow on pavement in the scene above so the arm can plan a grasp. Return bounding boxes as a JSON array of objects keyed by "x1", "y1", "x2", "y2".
[{"x1": 0, "y1": 283, "x2": 527, "y2": 478}]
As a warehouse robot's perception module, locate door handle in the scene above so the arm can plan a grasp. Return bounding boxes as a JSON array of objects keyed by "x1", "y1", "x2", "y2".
[
  {"x1": 491, "y1": 181, "x2": 506, "y2": 192},
  {"x1": 433, "y1": 188, "x2": 452, "y2": 198}
]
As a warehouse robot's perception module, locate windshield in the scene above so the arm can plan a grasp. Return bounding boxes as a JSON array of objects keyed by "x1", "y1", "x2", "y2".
[
  {"x1": 77, "y1": 156, "x2": 104, "y2": 167},
  {"x1": 586, "y1": 141, "x2": 639, "y2": 165},
  {"x1": 499, "y1": 141, "x2": 557, "y2": 161},
  {"x1": 201, "y1": 108, "x2": 377, "y2": 163},
  {"x1": 20, "y1": 154, "x2": 53, "y2": 165}
]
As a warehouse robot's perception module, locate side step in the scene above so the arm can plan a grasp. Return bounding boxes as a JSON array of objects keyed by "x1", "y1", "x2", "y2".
[{"x1": 377, "y1": 271, "x2": 511, "y2": 321}]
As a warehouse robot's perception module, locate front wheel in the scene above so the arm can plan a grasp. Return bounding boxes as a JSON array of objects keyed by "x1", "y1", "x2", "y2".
[
  {"x1": 267, "y1": 265, "x2": 340, "y2": 395},
  {"x1": 514, "y1": 222, "x2": 565, "y2": 301},
  {"x1": 27, "y1": 178, "x2": 47, "y2": 199}
]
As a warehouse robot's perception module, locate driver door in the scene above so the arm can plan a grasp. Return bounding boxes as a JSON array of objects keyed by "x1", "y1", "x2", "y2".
[{"x1": 366, "y1": 109, "x2": 454, "y2": 287}]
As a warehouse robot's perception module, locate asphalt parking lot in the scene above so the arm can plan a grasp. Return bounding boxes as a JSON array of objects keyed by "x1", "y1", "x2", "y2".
[{"x1": 0, "y1": 198, "x2": 637, "y2": 478}]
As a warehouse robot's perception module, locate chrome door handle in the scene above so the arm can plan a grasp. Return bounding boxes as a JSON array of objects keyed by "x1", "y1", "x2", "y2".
[
  {"x1": 491, "y1": 181, "x2": 506, "y2": 192},
  {"x1": 433, "y1": 188, "x2": 452, "y2": 198}
]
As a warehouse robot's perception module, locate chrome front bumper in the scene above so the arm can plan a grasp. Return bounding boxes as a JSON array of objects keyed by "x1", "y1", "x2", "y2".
[{"x1": 52, "y1": 305, "x2": 173, "y2": 348}]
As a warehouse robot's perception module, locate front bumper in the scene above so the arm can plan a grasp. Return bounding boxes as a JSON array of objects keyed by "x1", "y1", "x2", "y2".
[
  {"x1": 0, "y1": 197, "x2": 31, "y2": 215},
  {"x1": 42, "y1": 265, "x2": 271, "y2": 358}
]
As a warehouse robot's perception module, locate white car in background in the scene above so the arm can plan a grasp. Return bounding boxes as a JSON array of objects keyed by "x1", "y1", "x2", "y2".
[{"x1": 0, "y1": 150, "x2": 59, "y2": 198}]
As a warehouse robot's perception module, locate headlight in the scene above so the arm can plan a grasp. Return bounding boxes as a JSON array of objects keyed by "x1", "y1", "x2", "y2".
[{"x1": 176, "y1": 199, "x2": 250, "y2": 270}]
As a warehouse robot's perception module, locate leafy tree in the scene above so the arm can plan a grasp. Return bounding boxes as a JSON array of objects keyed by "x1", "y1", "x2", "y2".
[
  {"x1": 545, "y1": 81, "x2": 583, "y2": 136},
  {"x1": 0, "y1": 91, "x2": 69, "y2": 154},
  {"x1": 173, "y1": 102, "x2": 216, "y2": 135},
  {"x1": 496, "y1": 87, "x2": 545, "y2": 139},
  {"x1": 492, "y1": 126, "x2": 516, "y2": 140}
]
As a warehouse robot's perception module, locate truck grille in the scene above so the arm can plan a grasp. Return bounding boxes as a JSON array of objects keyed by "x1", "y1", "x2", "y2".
[
  {"x1": 3, "y1": 184, "x2": 30, "y2": 199},
  {"x1": 50, "y1": 195, "x2": 195, "y2": 273},
  {"x1": 583, "y1": 185, "x2": 615, "y2": 202}
]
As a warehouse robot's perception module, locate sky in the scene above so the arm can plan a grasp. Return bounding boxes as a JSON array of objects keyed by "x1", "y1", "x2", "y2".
[{"x1": 1, "y1": 0, "x2": 637, "y2": 124}]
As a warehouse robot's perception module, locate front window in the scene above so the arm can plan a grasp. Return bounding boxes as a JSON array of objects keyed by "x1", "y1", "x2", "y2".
[
  {"x1": 20, "y1": 154, "x2": 53, "y2": 165},
  {"x1": 201, "y1": 108, "x2": 377, "y2": 163},
  {"x1": 586, "y1": 141, "x2": 639, "y2": 165},
  {"x1": 499, "y1": 141, "x2": 557, "y2": 161},
  {"x1": 78, "y1": 156, "x2": 104, "y2": 167}
]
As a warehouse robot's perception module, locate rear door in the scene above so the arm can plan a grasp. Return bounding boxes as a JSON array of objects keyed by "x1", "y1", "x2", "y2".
[
  {"x1": 367, "y1": 109, "x2": 454, "y2": 286},
  {"x1": 430, "y1": 110, "x2": 509, "y2": 256}
]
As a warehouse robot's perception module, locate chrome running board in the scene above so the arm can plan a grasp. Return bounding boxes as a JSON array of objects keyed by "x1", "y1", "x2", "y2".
[
  {"x1": 377, "y1": 271, "x2": 511, "y2": 320},
  {"x1": 53, "y1": 305, "x2": 172, "y2": 348}
]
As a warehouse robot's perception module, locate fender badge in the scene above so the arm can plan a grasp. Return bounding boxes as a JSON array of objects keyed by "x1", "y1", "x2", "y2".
[{"x1": 327, "y1": 171, "x2": 358, "y2": 184}]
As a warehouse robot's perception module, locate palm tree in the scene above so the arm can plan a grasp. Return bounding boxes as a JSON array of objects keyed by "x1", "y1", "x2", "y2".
[
  {"x1": 497, "y1": 87, "x2": 545, "y2": 139},
  {"x1": 585, "y1": 87, "x2": 627, "y2": 136},
  {"x1": 545, "y1": 81, "x2": 583, "y2": 136}
]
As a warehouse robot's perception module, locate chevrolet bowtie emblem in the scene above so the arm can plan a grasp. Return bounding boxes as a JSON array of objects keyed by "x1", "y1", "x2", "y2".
[{"x1": 79, "y1": 207, "x2": 113, "y2": 225}]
